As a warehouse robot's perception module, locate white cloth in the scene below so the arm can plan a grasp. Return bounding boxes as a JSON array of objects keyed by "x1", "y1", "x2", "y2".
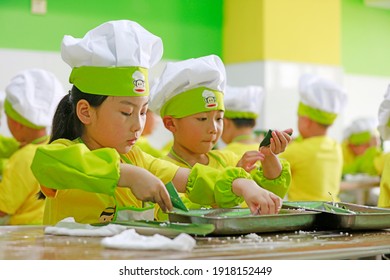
[
  {"x1": 5, "y1": 68, "x2": 65, "y2": 127},
  {"x1": 343, "y1": 117, "x2": 379, "y2": 140},
  {"x1": 44, "y1": 217, "x2": 127, "y2": 237},
  {"x1": 378, "y1": 84, "x2": 390, "y2": 140},
  {"x1": 149, "y1": 54, "x2": 226, "y2": 115},
  {"x1": 101, "y1": 229, "x2": 196, "y2": 251},
  {"x1": 299, "y1": 73, "x2": 348, "y2": 114},
  {"x1": 224, "y1": 85, "x2": 263, "y2": 115},
  {"x1": 61, "y1": 20, "x2": 163, "y2": 68}
]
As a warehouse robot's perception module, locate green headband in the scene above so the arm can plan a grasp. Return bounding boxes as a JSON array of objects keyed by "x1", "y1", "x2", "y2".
[
  {"x1": 160, "y1": 87, "x2": 225, "y2": 118},
  {"x1": 4, "y1": 99, "x2": 44, "y2": 129},
  {"x1": 224, "y1": 111, "x2": 258, "y2": 119},
  {"x1": 298, "y1": 102, "x2": 337, "y2": 125},
  {"x1": 70, "y1": 66, "x2": 149, "y2": 97},
  {"x1": 348, "y1": 131, "x2": 372, "y2": 145}
]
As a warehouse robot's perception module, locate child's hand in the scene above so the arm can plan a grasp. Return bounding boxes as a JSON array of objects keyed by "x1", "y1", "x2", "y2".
[
  {"x1": 236, "y1": 151, "x2": 265, "y2": 172},
  {"x1": 260, "y1": 128, "x2": 293, "y2": 156},
  {"x1": 232, "y1": 178, "x2": 282, "y2": 215},
  {"x1": 119, "y1": 164, "x2": 173, "y2": 212}
]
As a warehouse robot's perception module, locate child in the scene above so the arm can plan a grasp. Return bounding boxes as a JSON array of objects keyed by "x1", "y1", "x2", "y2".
[
  {"x1": 149, "y1": 54, "x2": 292, "y2": 209},
  {"x1": 342, "y1": 117, "x2": 383, "y2": 176},
  {"x1": 377, "y1": 85, "x2": 390, "y2": 208},
  {"x1": 280, "y1": 74, "x2": 348, "y2": 201},
  {"x1": 30, "y1": 20, "x2": 282, "y2": 225},
  {"x1": 0, "y1": 68, "x2": 65, "y2": 225},
  {"x1": 0, "y1": 91, "x2": 20, "y2": 175},
  {"x1": 221, "y1": 85, "x2": 264, "y2": 157}
]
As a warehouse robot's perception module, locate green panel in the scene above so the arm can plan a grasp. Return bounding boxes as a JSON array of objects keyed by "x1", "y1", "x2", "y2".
[
  {"x1": 342, "y1": 0, "x2": 390, "y2": 76},
  {"x1": 0, "y1": 0, "x2": 223, "y2": 60}
]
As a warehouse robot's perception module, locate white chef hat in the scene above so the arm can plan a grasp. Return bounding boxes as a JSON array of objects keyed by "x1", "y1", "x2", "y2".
[
  {"x1": 298, "y1": 74, "x2": 348, "y2": 125},
  {"x1": 378, "y1": 85, "x2": 390, "y2": 140},
  {"x1": 149, "y1": 54, "x2": 226, "y2": 118},
  {"x1": 61, "y1": 20, "x2": 163, "y2": 97},
  {"x1": 4, "y1": 68, "x2": 65, "y2": 128},
  {"x1": 343, "y1": 117, "x2": 379, "y2": 145},
  {"x1": 224, "y1": 85, "x2": 263, "y2": 119}
]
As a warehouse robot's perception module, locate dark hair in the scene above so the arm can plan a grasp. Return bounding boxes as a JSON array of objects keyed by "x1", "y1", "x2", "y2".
[
  {"x1": 49, "y1": 86, "x2": 108, "y2": 143},
  {"x1": 37, "y1": 86, "x2": 108, "y2": 200},
  {"x1": 230, "y1": 118, "x2": 256, "y2": 129}
]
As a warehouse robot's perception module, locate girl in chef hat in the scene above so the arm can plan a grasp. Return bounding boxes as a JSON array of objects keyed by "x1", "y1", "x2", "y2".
[
  {"x1": 0, "y1": 68, "x2": 65, "y2": 225},
  {"x1": 280, "y1": 74, "x2": 348, "y2": 202},
  {"x1": 149, "y1": 55, "x2": 292, "y2": 212},
  {"x1": 31, "y1": 20, "x2": 282, "y2": 225}
]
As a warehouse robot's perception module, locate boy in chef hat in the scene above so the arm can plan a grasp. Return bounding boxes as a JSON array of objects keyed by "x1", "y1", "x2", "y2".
[
  {"x1": 0, "y1": 90, "x2": 20, "y2": 175},
  {"x1": 280, "y1": 73, "x2": 348, "y2": 201},
  {"x1": 342, "y1": 117, "x2": 383, "y2": 176},
  {"x1": 31, "y1": 21, "x2": 282, "y2": 225},
  {"x1": 221, "y1": 85, "x2": 264, "y2": 157},
  {"x1": 149, "y1": 54, "x2": 292, "y2": 211},
  {"x1": 376, "y1": 85, "x2": 390, "y2": 208},
  {"x1": 0, "y1": 68, "x2": 65, "y2": 225}
]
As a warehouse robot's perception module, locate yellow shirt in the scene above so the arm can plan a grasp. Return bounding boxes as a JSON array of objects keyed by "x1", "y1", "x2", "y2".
[
  {"x1": 163, "y1": 149, "x2": 291, "y2": 208},
  {"x1": 31, "y1": 139, "x2": 179, "y2": 225},
  {"x1": 222, "y1": 142, "x2": 260, "y2": 158},
  {"x1": 0, "y1": 135, "x2": 19, "y2": 175},
  {"x1": 378, "y1": 153, "x2": 390, "y2": 208},
  {"x1": 280, "y1": 136, "x2": 342, "y2": 201},
  {"x1": 0, "y1": 143, "x2": 45, "y2": 225},
  {"x1": 135, "y1": 136, "x2": 164, "y2": 158},
  {"x1": 342, "y1": 141, "x2": 383, "y2": 176}
]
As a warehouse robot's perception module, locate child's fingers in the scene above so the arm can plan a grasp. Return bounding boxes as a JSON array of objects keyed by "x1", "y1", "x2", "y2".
[
  {"x1": 157, "y1": 188, "x2": 173, "y2": 213},
  {"x1": 270, "y1": 193, "x2": 282, "y2": 212}
]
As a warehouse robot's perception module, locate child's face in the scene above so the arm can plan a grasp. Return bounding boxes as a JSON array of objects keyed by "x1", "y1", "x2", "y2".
[
  {"x1": 173, "y1": 110, "x2": 224, "y2": 154},
  {"x1": 82, "y1": 96, "x2": 148, "y2": 154}
]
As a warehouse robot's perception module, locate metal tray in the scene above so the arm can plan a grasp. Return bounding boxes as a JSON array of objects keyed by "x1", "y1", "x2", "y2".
[
  {"x1": 168, "y1": 207, "x2": 320, "y2": 235},
  {"x1": 282, "y1": 201, "x2": 390, "y2": 230}
]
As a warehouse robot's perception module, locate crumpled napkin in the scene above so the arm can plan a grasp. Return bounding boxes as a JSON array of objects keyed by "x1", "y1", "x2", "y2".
[
  {"x1": 101, "y1": 229, "x2": 196, "y2": 251},
  {"x1": 44, "y1": 217, "x2": 127, "y2": 237}
]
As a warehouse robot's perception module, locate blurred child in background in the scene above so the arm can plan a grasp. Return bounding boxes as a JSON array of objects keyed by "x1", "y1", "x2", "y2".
[
  {"x1": 342, "y1": 117, "x2": 383, "y2": 176},
  {"x1": 280, "y1": 74, "x2": 348, "y2": 202},
  {"x1": 221, "y1": 85, "x2": 264, "y2": 157},
  {"x1": 0, "y1": 91, "x2": 20, "y2": 176},
  {"x1": 0, "y1": 68, "x2": 65, "y2": 225}
]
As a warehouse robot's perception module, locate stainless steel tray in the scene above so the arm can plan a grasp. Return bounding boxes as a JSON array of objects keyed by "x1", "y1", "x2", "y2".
[
  {"x1": 168, "y1": 207, "x2": 320, "y2": 235},
  {"x1": 283, "y1": 201, "x2": 390, "y2": 230}
]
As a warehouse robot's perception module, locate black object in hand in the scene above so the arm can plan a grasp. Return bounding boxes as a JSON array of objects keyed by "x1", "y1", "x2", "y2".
[
  {"x1": 259, "y1": 129, "x2": 273, "y2": 147},
  {"x1": 259, "y1": 129, "x2": 292, "y2": 148}
]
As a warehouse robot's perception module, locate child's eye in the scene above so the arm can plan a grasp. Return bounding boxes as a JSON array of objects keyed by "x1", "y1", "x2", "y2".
[
  {"x1": 121, "y1": 112, "x2": 131, "y2": 116},
  {"x1": 197, "y1": 117, "x2": 207, "y2": 121}
]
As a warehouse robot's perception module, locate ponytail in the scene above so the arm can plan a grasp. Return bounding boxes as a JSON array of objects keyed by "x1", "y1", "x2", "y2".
[{"x1": 50, "y1": 86, "x2": 108, "y2": 143}]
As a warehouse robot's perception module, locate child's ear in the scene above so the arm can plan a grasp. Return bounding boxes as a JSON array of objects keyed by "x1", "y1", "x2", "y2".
[
  {"x1": 162, "y1": 116, "x2": 176, "y2": 133},
  {"x1": 76, "y1": 99, "x2": 92, "y2": 125}
]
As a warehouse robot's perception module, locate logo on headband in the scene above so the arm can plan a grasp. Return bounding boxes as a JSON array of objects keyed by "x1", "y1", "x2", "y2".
[
  {"x1": 202, "y1": 90, "x2": 218, "y2": 108},
  {"x1": 132, "y1": 71, "x2": 146, "y2": 94}
]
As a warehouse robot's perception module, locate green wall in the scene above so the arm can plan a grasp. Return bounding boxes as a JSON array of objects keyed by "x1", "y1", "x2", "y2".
[
  {"x1": 2, "y1": 0, "x2": 390, "y2": 77},
  {"x1": 342, "y1": 0, "x2": 390, "y2": 76},
  {"x1": 0, "y1": 0, "x2": 223, "y2": 60}
]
